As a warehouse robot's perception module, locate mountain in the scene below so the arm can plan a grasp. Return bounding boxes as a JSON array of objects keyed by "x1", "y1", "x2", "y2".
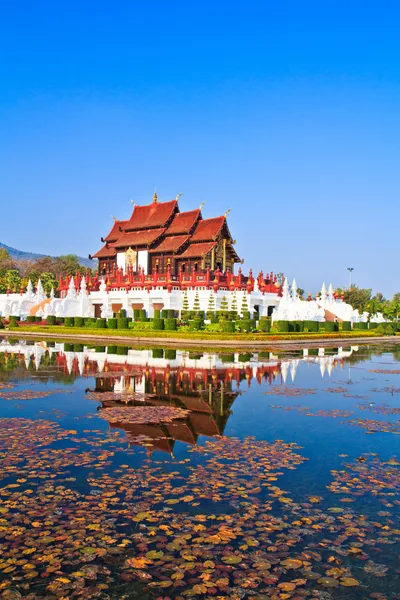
[{"x1": 0, "y1": 242, "x2": 94, "y2": 269}]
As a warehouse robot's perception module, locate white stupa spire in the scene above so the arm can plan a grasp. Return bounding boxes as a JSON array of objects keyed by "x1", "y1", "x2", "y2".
[
  {"x1": 291, "y1": 278, "x2": 298, "y2": 302},
  {"x1": 50, "y1": 287, "x2": 55, "y2": 299},
  {"x1": 26, "y1": 279, "x2": 34, "y2": 298},
  {"x1": 80, "y1": 277, "x2": 87, "y2": 296},
  {"x1": 282, "y1": 277, "x2": 290, "y2": 301},
  {"x1": 67, "y1": 276, "x2": 76, "y2": 299},
  {"x1": 36, "y1": 278, "x2": 45, "y2": 300},
  {"x1": 328, "y1": 283, "x2": 334, "y2": 303}
]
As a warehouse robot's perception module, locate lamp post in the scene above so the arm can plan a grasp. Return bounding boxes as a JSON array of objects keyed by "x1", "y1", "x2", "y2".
[{"x1": 347, "y1": 267, "x2": 354, "y2": 288}]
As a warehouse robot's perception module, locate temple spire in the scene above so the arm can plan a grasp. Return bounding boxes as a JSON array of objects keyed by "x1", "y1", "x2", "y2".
[{"x1": 153, "y1": 191, "x2": 158, "y2": 204}]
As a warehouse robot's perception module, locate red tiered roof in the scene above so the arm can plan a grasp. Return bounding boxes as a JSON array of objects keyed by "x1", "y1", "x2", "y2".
[
  {"x1": 113, "y1": 228, "x2": 165, "y2": 248},
  {"x1": 92, "y1": 244, "x2": 117, "y2": 259},
  {"x1": 150, "y1": 234, "x2": 190, "y2": 253},
  {"x1": 125, "y1": 199, "x2": 177, "y2": 231},
  {"x1": 166, "y1": 210, "x2": 200, "y2": 235},
  {"x1": 191, "y1": 216, "x2": 225, "y2": 242},
  {"x1": 104, "y1": 220, "x2": 128, "y2": 242},
  {"x1": 178, "y1": 241, "x2": 216, "y2": 258}
]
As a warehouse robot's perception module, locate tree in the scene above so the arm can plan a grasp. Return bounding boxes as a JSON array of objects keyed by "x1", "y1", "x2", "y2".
[
  {"x1": 207, "y1": 290, "x2": 215, "y2": 313},
  {"x1": 5, "y1": 269, "x2": 21, "y2": 292},
  {"x1": 240, "y1": 292, "x2": 249, "y2": 316},
  {"x1": 342, "y1": 286, "x2": 372, "y2": 313},
  {"x1": 182, "y1": 289, "x2": 189, "y2": 312},
  {"x1": 0, "y1": 249, "x2": 15, "y2": 275},
  {"x1": 40, "y1": 272, "x2": 59, "y2": 296},
  {"x1": 231, "y1": 290, "x2": 238, "y2": 314},
  {"x1": 192, "y1": 290, "x2": 200, "y2": 313}
]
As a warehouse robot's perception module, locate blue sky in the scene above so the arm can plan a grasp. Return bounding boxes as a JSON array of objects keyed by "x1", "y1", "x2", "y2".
[{"x1": 1, "y1": 1, "x2": 399, "y2": 296}]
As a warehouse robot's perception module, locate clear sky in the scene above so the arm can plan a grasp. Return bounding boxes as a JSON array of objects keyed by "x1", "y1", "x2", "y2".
[{"x1": 1, "y1": 1, "x2": 399, "y2": 296}]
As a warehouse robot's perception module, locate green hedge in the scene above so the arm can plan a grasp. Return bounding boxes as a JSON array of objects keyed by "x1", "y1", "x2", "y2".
[
  {"x1": 162, "y1": 309, "x2": 177, "y2": 318},
  {"x1": 153, "y1": 318, "x2": 165, "y2": 331},
  {"x1": 107, "y1": 345, "x2": 118, "y2": 354},
  {"x1": 107, "y1": 318, "x2": 118, "y2": 329},
  {"x1": 153, "y1": 309, "x2": 161, "y2": 319},
  {"x1": 118, "y1": 309, "x2": 127, "y2": 318},
  {"x1": 129, "y1": 321, "x2": 153, "y2": 331},
  {"x1": 277, "y1": 321, "x2": 289, "y2": 332},
  {"x1": 94, "y1": 345, "x2": 106, "y2": 352},
  {"x1": 73, "y1": 344, "x2": 84, "y2": 352},
  {"x1": 46, "y1": 315, "x2": 56, "y2": 325},
  {"x1": 238, "y1": 319, "x2": 254, "y2": 332},
  {"x1": 35, "y1": 316, "x2": 42, "y2": 322},
  {"x1": 342, "y1": 321, "x2": 352, "y2": 331},
  {"x1": 65, "y1": 317, "x2": 74, "y2": 327},
  {"x1": 220, "y1": 353, "x2": 235, "y2": 363},
  {"x1": 258, "y1": 317, "x2": 271, "y2": 332},
  {"x1": 152, "y1": 348, "x2": 164, "y2": 359},
  {"x1": 368, "y1": 322, "x2": 379, "y2": 330},
  {"x1": 304, "y1": 320, "x2": 319, "y2": 332},
  {"x1": 117, "y1": 317, "x2": 129, "y2": 329},
  {"x1": 220, "y1": 320, "x2": 235, "y2": 333},
  {"x1": 165, "y1": 318, "x2": 177, "y2": 331},
  {"x1": 64, "y1": 343, "x2": 74, "y2": 352},
  {"x1": 96, "y1": 318, "x2": 107, "y2": 329},
  {"x1": 189, "y1": 317, "x2": 204, "y2": 331},
  {"x1": 117, "y1": 346, "x2": 129, "y2": 355},
  {"x1": 26, "y1": 316, "x2": 36, "y2": 323},
  {"x1": 74, "y1": 316, "x2": 84, "y2": 327},
  {"x1": 239, "y1": 353, "x2": 252, "y2": 363},
  {"x1": 85, "y1": 318, "x2": 97, "y2": 327},
  {"x1": 353, "y1": 322, "x2": 368, "y2": 330},
  {"x1": 323, "y1": 322, "x2": 338, "y2": 332},
  {"x1": 164, "y1": 349, "x2": 177, "y2": 360}
]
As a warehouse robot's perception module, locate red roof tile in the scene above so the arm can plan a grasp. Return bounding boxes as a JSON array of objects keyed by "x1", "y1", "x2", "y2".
[
  {"x1": 150, "y1": 234, "x2": 190, "y2": 253},
  {"x1": 104, "y1": 220, "x2": 128, "y2": 242},
  {"x1": 92, "y1": 244, "x2": 117, "y2": 259},
  {"x1": 166, "y1": 210, "x2": 200, "y2": 235},
  {"x1": 177, "y1": 241, "x2": 216, "y2": 258},
  {"x1": 114, "y1": 228, "x2": 165, "y2": 248},
  {"x1": 190, "y1": 216, "x2": 225, "y2": 242},
  {"x1": 125, "y1": 200, "x2": 177, "y2": 231}
]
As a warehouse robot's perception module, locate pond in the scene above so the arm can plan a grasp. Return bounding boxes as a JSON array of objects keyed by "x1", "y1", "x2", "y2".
[{"x1": 0, "y1": 338, "x2": 400, "y2": 599}]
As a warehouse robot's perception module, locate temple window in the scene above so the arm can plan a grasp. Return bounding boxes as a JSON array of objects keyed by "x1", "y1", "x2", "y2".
[{"x1": 194, "y1": 262, "x2": 198, "y2": 272}]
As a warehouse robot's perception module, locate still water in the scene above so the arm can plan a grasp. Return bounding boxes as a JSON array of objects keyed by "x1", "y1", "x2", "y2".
[{"x1": 0, "y1": 339, "x2": 399, "y2": 599}]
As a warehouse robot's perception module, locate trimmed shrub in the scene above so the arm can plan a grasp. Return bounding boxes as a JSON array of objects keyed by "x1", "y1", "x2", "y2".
[
  {"x1": 46, "y1": 341, "x2": 55, "y2": 347},
  {"x1": 165, "y1": 318, "x2": 177, "y2": 331},
  {"x1": 85, "y1": 317, "x2": 97, "y2": 327},
  {"x1": 65, "y1": 317, "x2": 74, "y2": 327},
  {"x1": 277, "y1": 321, "x2": 289, "y2": 332},
  {"x1": 206, "y1": 311, "x2": 216, "y2": 321},
  {"x1": 220, "y1": 353, "x2": 235, "y2": 363},
  {"x1": 94, "y1": 345, "x2": 106, "y2": 352},
  {"x1": 107, "y1": 345, "x2": 118, "y2": 354},
  {"x1": 152, "y1": 348, "x2": 164, "y2": 359},
  {"x1": 118, "y1": 309, "x2": 127, "y2": 318},
  {"x1": 73, "y1": 344, "x2": 84, "y2": 353},
  {"x1": 239, "y1": 353, "x2": 252, "y2": 363},
  {"x1": 35, "y1": 316, "x2": 42, "y2": 322},
  {"x1": 46, "y1": 315, "x2": 56, "y2": 325},
  {"x1": 57, "y1": 317, "x2": 65, "y2": 325},
  {"x1": 139, "y1": 309, "x2": 147, "y2": 320},
  {"x1": 152, "y1": 318, "x2": 165, "y2": 331},
  {"x1": 164, "y1": 349, "x2": 177, "y2": 360},
  {"x1": 342, "y1": 321, "x2": 352, "y2": 331},
  {"x1": 189, "y1": 317, "x2": 204, "y2": 331},
  {"x1": 242, "y1": 311, "x2": 251, "y2": 320},
  {"x1": 0, "y1": 320, "x2": 4, "y2": 330},
  {"x1": 153, "y1": 309, "x2": 161, "y2": 319},
  {"x1": 304, "y1": 320, "x2": 319, "y2": 332},
  {"x1": 353, "y1": 322, "x2": 368, "y2": 330},
  {"x1": 238, "y1": 319, "x2": 254, "y2": 332},
  {"x1": 368, "y1": 322, "x2": 379, "y2": 330},
  {"x1": 377, "y1": 323, "x2": 396, "y2": 336},
  {"x1": 117, "y1": 318, "x2": 129, "y2": 329},
  {"x1": 133, "y1": 309, "x2": 141, "y2": 321},
  {"x1": 74, "y1": 317, "x2": 84, "y2": 328},
  {"x1": 107, "y1": 318, "x2": 118, "y2": 329},
  {"x1": 117, "y1": 346, "x2": 129, "y2": 355},
  {"x1": 258, "y1": 351, "x2": 270, "y2": 359},
  {"x1": 96, "y1": 318, "x2": 107, "y2": 329},
  {"x1": 64, "y1": 343, "x2": 74, "y2": 352},
  {"x1": 189, "y1": 352, "x2": 203, "y2": 359},
  {"x1": 258, "y1": 317, "x2": 271, "y2": 332},
  {"x1": 221, "y1": 320, "x2": 235, "y2": 333},
  {"x1": 26, "y1": 316, "x2": 36, "y2": 323},
  {"x1": 323, "y1": 322, "x2": 338, "y2": 332}
]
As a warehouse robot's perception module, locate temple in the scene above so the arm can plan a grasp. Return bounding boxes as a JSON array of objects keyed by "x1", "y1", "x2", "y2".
[{"x1": 92, "y1": 193, "x2": 242, "y2": 277}]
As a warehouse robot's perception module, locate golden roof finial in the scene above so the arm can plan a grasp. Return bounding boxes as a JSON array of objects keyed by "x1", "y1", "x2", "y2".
[
  {"x1": 112, "y1": 215, "x2": 116, "y2": 222},
  {"x1": 153, "y1": 190, "x2": 158, "y2": 204},
  {"x1": 224, "y1": 208, "x2": 231, "y2": 218},
  {"x1": 199, "y1": 201, "x2": 206, "y2": 211},
  {"x1": 176, "y1": 193, "x2": 182, "y2": 200}
]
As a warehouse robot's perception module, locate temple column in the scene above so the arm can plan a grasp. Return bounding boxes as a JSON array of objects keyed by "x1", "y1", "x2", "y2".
[
  {"x1": 223, "y1": 239, "x2": 227, "y2": 272},
  {"x1": 211, "y1": 247, "x2": 215, "y2": 270}
]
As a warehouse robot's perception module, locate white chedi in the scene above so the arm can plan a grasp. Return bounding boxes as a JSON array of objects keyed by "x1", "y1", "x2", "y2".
[{"x1": 271, "y1": 278, "x2": 325, "y2": 322}]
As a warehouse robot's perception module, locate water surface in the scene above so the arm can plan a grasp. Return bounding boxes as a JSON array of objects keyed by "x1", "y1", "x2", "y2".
[{"x1": 0, "y1": 339, "x2": 399, "y2": 599}]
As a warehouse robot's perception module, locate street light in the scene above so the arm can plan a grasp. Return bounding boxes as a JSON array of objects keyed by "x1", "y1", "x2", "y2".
[{"x1": 347, "y1": 267, "x2": 354, "y2": 288}]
